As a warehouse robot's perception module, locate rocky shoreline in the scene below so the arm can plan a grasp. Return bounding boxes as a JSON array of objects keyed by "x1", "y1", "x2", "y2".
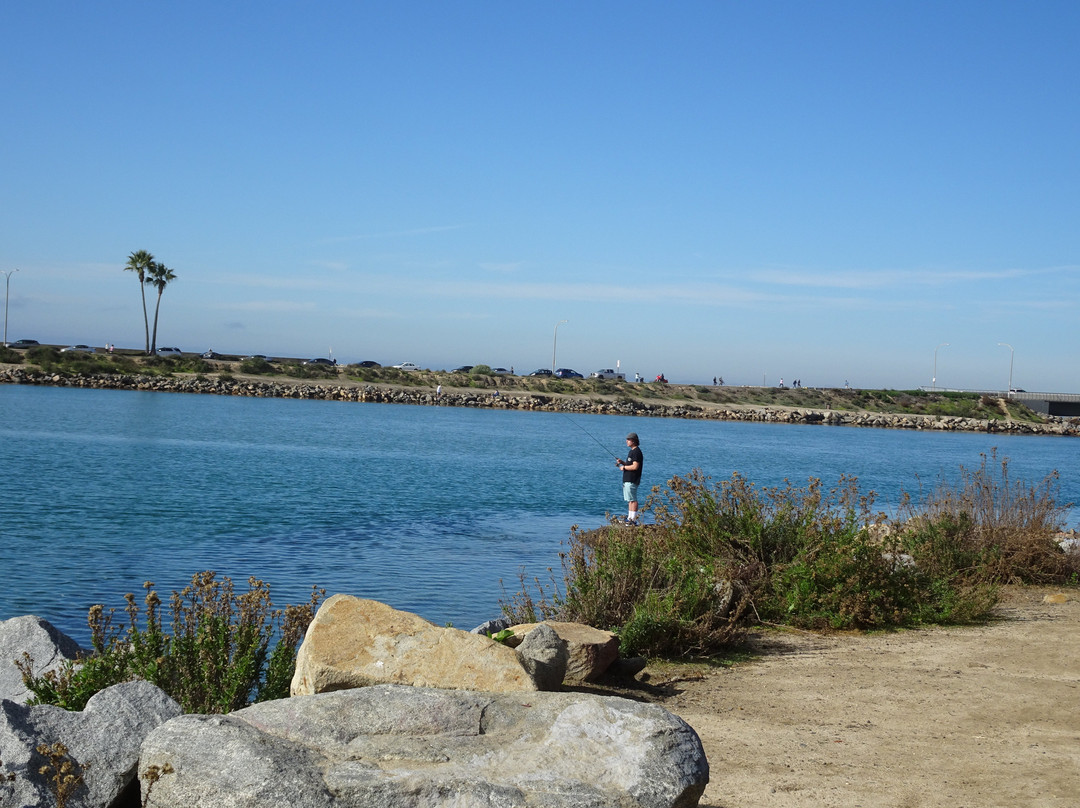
[{"x1": 3, "y1": 366, "x2": 1078, "y2": 437}]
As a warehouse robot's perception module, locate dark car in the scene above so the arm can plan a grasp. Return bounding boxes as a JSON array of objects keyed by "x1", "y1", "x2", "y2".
[
  {"x1": 9, "y1": 339, "x2": 39, "y2": 349},
  {"x1": 304, "y1": 358, "x2": 336, "y2": 366},
  {"x1": 554, "y1": 368, "x2": 583, "y2": 379},
  {"x1": 529, "y1": 368, "x2": 553, "y2": 377},
  {"x1": 450, "y1": 366, "x2": 474, "y2": 373},
  {"x1": 201, "y1": 350, "x2": 223, "y2": 360},
  {"x1": 357, "y1": 360, "x2": 381, "y2": 368}
]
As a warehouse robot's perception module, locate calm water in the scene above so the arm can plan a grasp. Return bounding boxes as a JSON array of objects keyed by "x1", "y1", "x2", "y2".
[{"x1": 2, "y1": 385, "x2": 1076, "y2": 645}]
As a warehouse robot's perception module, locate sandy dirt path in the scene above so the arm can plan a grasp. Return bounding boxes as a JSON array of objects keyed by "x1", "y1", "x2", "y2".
[{"x1": 638, "y1": 587, "x2": 1079, "y2": 808}]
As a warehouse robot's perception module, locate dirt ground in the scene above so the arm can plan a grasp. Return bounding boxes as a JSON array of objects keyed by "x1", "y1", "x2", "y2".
[{"x1": 626, "y1": 586, "x2": 1079, "y2": 808}]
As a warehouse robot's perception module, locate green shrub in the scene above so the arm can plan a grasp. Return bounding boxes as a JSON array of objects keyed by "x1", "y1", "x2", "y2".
[
  {"x1": 17, "y1": 572, "x2": 324, "y2": 713},
  {"x1": 284, "y1": 363, "x2": 339, "y2": 380},
  {"x1": 503, "y1": 458, "x2": 1072, "y2": 659},
  {"x1": 238, "y1": 357, "x2": 276, "y2": 375}
]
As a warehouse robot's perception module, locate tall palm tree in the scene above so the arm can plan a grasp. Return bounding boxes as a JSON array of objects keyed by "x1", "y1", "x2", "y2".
[
  {"x1": 147, "y1": 261, "x2": 177, "y2": 354},
  {"x1": 124, "y1": 250, "x2": 155, "y2": 353}
]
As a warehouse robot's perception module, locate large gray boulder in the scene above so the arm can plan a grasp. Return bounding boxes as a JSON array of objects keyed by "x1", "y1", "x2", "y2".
[
  {"x1": 139, "y1": 685, "x2": 708, "y2": 808},
  {"x1": 0, "y1": 616, "x2": 83, "y2": 705},
  {"x1": 1, "y1": 680, "x2": 182, "y2": 808},
  {"x1": 291, "y1": 596, "x2": 546, "y2": 695}
]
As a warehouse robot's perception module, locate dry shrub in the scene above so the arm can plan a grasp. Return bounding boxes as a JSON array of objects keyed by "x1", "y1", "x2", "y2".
[{"x1": 898, "y1": 450, "x2": 1076, "y2": 584}]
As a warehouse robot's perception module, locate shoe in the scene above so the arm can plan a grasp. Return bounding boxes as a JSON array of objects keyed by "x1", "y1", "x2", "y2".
[{"x1": 624, "y1": 518, "x2": 639, "y2": 526}]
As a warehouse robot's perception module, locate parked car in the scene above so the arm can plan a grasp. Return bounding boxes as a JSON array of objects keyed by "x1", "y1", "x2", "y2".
[
  {"x1": 492, "y1": 367, "x2": 512, "y2": 375},
  {"x1": 155, "y1": 347, "x2": 183, "y2": 357},
  {"x1": 245, "y1": 354, "x2": 269, "y2": 361},
  {"x1": 60, "y1": 344, "x2": 96, "y2": 354},
  {"x1": 303, "y1": 357, "x2": 336, "y2": 366},
  {"x1": 529, "y1": 368, "x2": 553, "y2": 376},
  {"x1": 201, "y1": 350, "x2": 223, "y2": 359},
  {"x1": 450, "y1": 366, "x2": 474, "y2": 373},
  {"x1": 392, "y1": 362, "x2": 420, "y2": 371},
  {"x1": 589, "y1": 368, "x2": 626, "y2": 380},
  {"x1": 9, "y1": 339, "x2": 39, "y2": 349},
  {"x1": 356, "y1": 360, "x2": 381, "y2": 368},
  {"x1": 554, "y1": 368, "x2": 583, "y2": 379}
]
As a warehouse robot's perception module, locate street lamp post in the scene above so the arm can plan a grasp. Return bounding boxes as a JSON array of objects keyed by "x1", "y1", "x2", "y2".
[
  {"x1": 551, "y1": 320, "x2": 568, "y2": 373},
  {"x1": 998, "y1": 342, "x2": 1014, "y2": 395},
  {"x1": 1, "y1": 268, "x2": 17, "y2": 347},
  {"x1": 933, "y1": 342, "x2": 949, "y2": 391}
]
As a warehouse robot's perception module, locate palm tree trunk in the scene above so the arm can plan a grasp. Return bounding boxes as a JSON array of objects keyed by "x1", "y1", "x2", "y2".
[
  {"x1": 141, "y1": 283, "x2": 150, "y2": 353},
  {"x1": 151, "y1": 289, "x2": 163, "y2": 353}
]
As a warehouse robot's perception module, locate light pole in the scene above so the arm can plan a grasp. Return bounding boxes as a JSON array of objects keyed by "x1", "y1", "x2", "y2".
[
  {"x1": 933, "y1": 342, "x2": 949, "y2": 391},
  {"x1": 1, "y1": 268, "x2": 17, "y2": 347},
  {"x1": 998, "y1": 342, "x2": 1014, "y2": 395},
  {"x1": 551, "y1": 320, "x2": 567, "y2": 373}
]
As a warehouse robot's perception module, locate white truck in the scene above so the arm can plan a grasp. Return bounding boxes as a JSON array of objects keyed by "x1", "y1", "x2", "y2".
[{"x1": 589, "y1": 368, "x2": 626, "y2": 380}]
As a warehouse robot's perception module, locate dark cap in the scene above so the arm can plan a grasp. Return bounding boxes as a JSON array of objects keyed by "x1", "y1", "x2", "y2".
[{"x1": 626, "y1": 432, "x2": 639, "y2": 444}]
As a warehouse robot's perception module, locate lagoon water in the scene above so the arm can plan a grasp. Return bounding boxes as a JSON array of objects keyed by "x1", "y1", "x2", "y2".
[{"x1": 2, "y1": 384, "x2": 1077, "y2": 645}]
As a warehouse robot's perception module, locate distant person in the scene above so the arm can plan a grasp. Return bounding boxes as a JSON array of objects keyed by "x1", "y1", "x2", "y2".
[
  {"x1": 615, "y1": 432, "x2": 643, "y2": 526},
  {"x1": 436, "y1": 384, "x2": 442, "y2": 402},
  {"x1": 779, "y1": 377, "x2": 784, "y2": 388}
]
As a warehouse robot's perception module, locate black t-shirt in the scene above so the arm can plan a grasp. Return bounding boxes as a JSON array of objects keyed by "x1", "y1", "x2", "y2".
[{"x1": 622, "y1": 446, "x2": 643, "y2": 484}]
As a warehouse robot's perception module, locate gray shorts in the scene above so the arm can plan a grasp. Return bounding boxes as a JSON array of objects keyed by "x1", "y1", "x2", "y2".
[{"x1": 623, "y1": 481, "x2": 639, "y2": 502}]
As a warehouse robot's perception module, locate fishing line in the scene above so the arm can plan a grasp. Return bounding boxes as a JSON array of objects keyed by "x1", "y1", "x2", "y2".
[{"x1": 559, "y1": 413, "x2": 621, "y2": 461}]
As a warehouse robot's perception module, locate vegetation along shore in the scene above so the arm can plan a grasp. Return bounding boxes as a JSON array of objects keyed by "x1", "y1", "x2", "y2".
[
  {"x1": 8, "y1": 345, "x2": 1078, "y2": 805},
  {"x1": 2, "y1": 346, "x2": 1078, "y2": 437}
]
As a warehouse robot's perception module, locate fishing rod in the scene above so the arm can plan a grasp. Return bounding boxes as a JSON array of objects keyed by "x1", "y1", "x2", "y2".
[{"x1": 560, "y1": 413, "x2": 621, "y2": 461}]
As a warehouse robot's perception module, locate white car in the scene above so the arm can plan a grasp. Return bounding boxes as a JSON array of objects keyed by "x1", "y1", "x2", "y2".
[
  {"x1": 156, "y1": 347, "x2": 183, "y2": 357},
  {"x1": 60, "y1": 344, "x2": 96, "y2": 354},
  {"x1": 589, "y1": 368, "x2": 626, "y2": 380},
  {"x1": 392, "y1": 362, "x2": 420, "y2": 372}
]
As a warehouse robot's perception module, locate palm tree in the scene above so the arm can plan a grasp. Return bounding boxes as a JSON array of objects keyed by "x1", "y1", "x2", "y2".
[
  {"x1": 124, "y1": 250, "x2": 155, "y2": 353},
  {"x1": 147, "y1": 261, "x2": 177, "y2": 354}
]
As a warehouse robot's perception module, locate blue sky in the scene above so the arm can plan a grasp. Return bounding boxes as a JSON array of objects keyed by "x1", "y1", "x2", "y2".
[{"x1": 2, "y1": 1, "x2": 1077, "y2": 390}]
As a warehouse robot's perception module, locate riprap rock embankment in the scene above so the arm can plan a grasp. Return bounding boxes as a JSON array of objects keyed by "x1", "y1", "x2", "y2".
[{"x1": 2, "y1": 367, "x2": 1076, "y2": 437}]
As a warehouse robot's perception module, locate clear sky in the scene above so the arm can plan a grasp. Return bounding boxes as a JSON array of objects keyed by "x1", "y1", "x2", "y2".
[{"x1": 2, "y1": 1, "x2": 1077, "y2": 390}]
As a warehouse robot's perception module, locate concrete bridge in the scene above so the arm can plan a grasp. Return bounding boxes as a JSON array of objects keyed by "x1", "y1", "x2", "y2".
[
  {"x1": 934, "y1": 389, "x2": 1080, "y2": 417},
  {"x1": 1005, "y1": 391, "x2": 1080, "y2": 417}
]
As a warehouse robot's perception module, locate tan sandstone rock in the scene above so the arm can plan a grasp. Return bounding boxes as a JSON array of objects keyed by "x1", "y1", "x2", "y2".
[
  {"x1": 291, "y1": 595, "x2": 540, "y2": 695},
  {"x1": 506, "y1": 621, "x2": 620, "y2": 682}
]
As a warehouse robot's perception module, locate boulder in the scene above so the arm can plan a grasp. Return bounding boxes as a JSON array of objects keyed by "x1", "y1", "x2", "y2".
[
  {"x1": 1, "y1": 680, "x2": 182, "y2": 808},
  {"x1": 469, "y1": 616, "x2": 512, "y2": 636},
  {"x1": 291, "y1": 596, "x2": 543, "y2": 695},
  {"x1": 506, "y1": 621, "x2": 621, "y2": 683},
  {"x1": 0, "y1": 616, "x2": 83, "y2": 705},
  {"x1": 513, "y1": 623, "x2": 568, "y2": 690},
  {"x1": 139, "y1": 685, "x2": 709, "y2": 808}
]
